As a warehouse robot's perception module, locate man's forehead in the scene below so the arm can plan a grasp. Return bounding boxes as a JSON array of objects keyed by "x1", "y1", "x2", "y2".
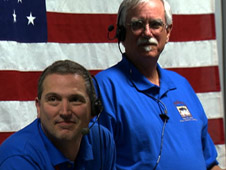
[
  {"x1": 42, "y1": 73, "x2": 85, "y2": 87},
  {"x1": 127, "y1": 1, "x2": 165, "y2": 15}
]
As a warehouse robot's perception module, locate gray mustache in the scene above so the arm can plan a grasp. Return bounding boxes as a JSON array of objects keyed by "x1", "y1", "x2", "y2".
[{"x1": 137, "y1": 37, "x2": 158, "y2": 46}]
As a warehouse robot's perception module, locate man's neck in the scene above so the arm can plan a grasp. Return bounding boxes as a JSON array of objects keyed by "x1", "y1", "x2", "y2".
[
  {"x1": 125, "y1": 53, "x2": 160, "y2": 86},
  {"x1": 54, "y1": 135, "x2": 83, "y2": 161},
  {"x1": 130, "y1": 58, "x2": 160, "y2": 86},
  {"x1": 139, "y1": 65, "x2": 160, "y2": 86}
]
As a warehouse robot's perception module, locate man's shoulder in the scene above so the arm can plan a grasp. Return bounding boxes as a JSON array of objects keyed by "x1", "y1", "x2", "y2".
[
  {"x1": 87, "y1": 123, "x2": 115, "y2": 158},
  {"x1": 161, "y1": 67, "x2": 188, "y2": 83},
  {"x1": 96, "y1": 66, "x2": 121, "y2": 79},
  {"x1": 0, "y1": 119, "x2": 44, "y2": 161},
  {"x1": 90, "y1": 123, "x2": 113, "y2": 138},
  {"x1": 88, "y1": 123, "x2": 115, "y2": 146},
  {"x1": 95, "y1": 59, "x2": 126, "y2": 80}
]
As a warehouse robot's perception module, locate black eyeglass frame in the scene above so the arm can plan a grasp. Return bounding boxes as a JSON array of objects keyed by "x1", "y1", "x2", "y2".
[{"x1": 127, "y1": 18, "x2": 167, "y2": 33}]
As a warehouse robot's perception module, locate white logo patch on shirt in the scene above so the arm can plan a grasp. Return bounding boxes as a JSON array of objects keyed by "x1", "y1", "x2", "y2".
[
  {"x1": 176, "y1": 105, "x2": 197, "y2": 122},
  {"x1": 176, "y1": 106, "x2": 192, "y2": 118},
  {"x1": 174, "y1": 103, "x2": 197, "y2": 122}
]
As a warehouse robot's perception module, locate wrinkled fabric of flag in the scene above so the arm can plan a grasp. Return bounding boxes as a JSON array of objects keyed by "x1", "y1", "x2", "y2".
[{"x1": 0, "y1": 0, "x2": 225, "y2": 168}]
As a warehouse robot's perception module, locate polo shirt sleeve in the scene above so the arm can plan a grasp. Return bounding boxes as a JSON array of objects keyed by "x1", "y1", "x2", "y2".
[
  {"x1": 202, "y1": 117, "x2": 219, "y2": 168},
  {"x1": 102, "y1": 129, "x2": 116, "y2": 170},
  {"x1": 187, "y1": 80, "x2": 219, "y2": 168},
  {"x1": 0, "y1": 155, "x2": 40, "y2": 170}
]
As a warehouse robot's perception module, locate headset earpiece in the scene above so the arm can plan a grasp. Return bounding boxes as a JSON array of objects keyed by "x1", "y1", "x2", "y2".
[
  {"x1": 115, "y1": 5, "x2": 126, "y2": 42},
  {"x1": 91, "y1": 76, "x2": 103, "y2": 116},
  {"x1": 116, "y1": 25, "x2": 126, "y2": 42},
  {"x1": 92, "y1": 98, "x2": 103, "y2": 116}
]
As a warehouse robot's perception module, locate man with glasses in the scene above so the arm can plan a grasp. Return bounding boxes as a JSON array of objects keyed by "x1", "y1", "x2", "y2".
[{"x1": 94, "y1": 0, "x2": 223, "y2": 169}]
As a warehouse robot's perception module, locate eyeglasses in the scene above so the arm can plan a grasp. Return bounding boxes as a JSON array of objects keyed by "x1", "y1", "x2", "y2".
[{"x1": 127, "y1": 19, "x2": 166, "y2": 34}]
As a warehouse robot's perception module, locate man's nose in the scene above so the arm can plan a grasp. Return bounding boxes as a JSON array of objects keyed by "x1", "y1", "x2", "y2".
[
  {"x1": 143, "y1": 24, "x2": 154, "y2": 37},
  {"x1": 59, "y1": 100, "x2": 72, "y2": 118}
]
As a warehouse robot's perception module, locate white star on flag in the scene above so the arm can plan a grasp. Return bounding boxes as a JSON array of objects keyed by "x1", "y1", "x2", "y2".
[
  {"x1": 12, "y1": 10, "x2": 16, "y2": 23},
  {"x1": 27, "y1": 12, "x2": 36, "y2": 25}
]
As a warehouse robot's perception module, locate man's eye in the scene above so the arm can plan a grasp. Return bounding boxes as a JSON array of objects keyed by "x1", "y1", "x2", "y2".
[
  {"x1": 48, "y1": 96, "x2": 57, "y2": 102},
  {"x1": 70, "y1": 96, "x2": 85, "y2": 105},
  {"x1": 131, "y1": 20, "x2": 144, "y2": 30},
  {"x1": 46, "y1": 96, "x2": 60, "y2": 105},
  {"x1": 46, "y1": 96, "x2": 61, "y2": 106},
  {"x1": 149, "y1": 21, "x2": 163, "y2": 29},
  {"x1": 70, "y1": 97, "x2": 79, "y2": 102}
]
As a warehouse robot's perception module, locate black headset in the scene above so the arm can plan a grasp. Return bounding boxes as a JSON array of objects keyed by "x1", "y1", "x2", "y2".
[
  {"x1": 92, "y1": 94, "x2": 103, "y2": 117},
  {"x1": 81, "y1": 75, "x2": 103, "y2": 170},
  {"x1": 81, "y1": 75, "x2": 103, "y2": 135},
  {"x1": 108, "y1": 6, "x2": 126, "y2": 42},
  {"x1": 116, "y1": 18, "x2": 126, "y2": 42},
  {"x1": 89, "y1": 75, "x2": 103, "y2": 117}
]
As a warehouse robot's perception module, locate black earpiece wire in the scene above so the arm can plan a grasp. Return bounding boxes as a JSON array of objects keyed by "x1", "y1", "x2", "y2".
[
  {"x1": 92, "y1": 76, "x2": 103, "y2": 170},
  {"x1": 129, "y1": 69, "x2": 169, "y2": 170}
]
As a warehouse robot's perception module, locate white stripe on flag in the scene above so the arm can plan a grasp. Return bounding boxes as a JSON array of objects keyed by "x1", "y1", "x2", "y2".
[
  {"x1": 0, "y1": 101, "x2": 36, "y2": 131},
  {"x1": 197, "y1": 92, "x2": 224, "y2": 119},
  {"x1": 215, "y1": 145, "x2": 226, "y2": 168},
  {"x1": 0, "y1": 40, "x2": 218, "y2": 71},
  {"x1": 45, "y1": 0, "x2": 215, "y2": 14},
  {"x1": 0, "y1": 92, "x2": 222, "y2": 132}
]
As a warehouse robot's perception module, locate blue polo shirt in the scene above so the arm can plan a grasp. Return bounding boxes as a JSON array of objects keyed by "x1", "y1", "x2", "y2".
[
  {"x1": 95, "y1": 55, "x2": 218, "y2": 170},
  {"x1": 0, "y1": 119, "x2": 116, "y2": 170}
]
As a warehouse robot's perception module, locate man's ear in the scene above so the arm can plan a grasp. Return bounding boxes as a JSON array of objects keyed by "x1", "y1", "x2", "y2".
[
  {"x1": 35, "y1": 97, "x2": 41, "y2": 118},
  {"x1": 166, "y1": 24, "x2": 173, "y2": 43}
]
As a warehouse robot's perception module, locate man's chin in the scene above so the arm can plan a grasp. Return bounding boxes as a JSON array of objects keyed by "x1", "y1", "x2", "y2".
[
  {"x1": 142, "y1": 45, "x2": 158, "y2": 52},
  {"x1": 56, "y1": 129, "x2": 80, "y2": 141},
  {"x1": 140, "y1": 48, "x2": 158, "y2": 57}
]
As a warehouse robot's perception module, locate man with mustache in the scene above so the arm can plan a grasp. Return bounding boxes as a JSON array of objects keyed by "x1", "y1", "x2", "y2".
[
  {"x1": 0, "y1": 60, "x2": 116, "y2": 170},
  {"x1": 94, "y1": 0, "x2": 223, "y2": 169}
]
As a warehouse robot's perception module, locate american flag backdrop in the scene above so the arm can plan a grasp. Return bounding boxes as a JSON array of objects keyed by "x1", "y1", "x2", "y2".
[{"x1": 0, "y1": 0, "x2": 225, "y2": 168}]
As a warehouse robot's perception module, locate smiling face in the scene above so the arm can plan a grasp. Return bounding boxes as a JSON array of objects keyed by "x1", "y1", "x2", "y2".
[
  {"x1": 123, "y1": 0, "x2": 172, "y2": 64},
  {"x1": 36, "y1": 73, "x2": 92, "y2": 142}
]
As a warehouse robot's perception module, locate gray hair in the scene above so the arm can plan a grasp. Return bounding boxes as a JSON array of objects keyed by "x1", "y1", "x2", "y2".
[{"x1": 117, "y1": 0, "x2": 172, "y2": 27}]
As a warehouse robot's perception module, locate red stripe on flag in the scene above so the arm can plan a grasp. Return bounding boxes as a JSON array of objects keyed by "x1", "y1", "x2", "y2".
[
  {"x1": 208, "y1": 118, "x2": 225, "y2": 145},
  {"x1": 0, "y1": 67, "x2": 220, "y2": 101},
  {"x1": 0, "y1": 70, "x2": 100, "y2": 101},
  {"x1": 0, "y1": 132, "x2": 14, "y2": 145},
  {"x1": 47, "y1": 13, "x2": 116, "y2": 43},
  {"x1": 0, "y1": 118, "x2": 224, "y2": 145},
  {"x1": 167, "y1": 66, "x2": 220, "y2": 93},
  {"x1": 170, "y1": 14, "x2": 216, "y2": 42},
  {"x1": 0, "y1": 71, "x2": 41, "y2": 101},
  {"x1": 47, "y1": 13, "x2": 215, "y2": 43}
]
